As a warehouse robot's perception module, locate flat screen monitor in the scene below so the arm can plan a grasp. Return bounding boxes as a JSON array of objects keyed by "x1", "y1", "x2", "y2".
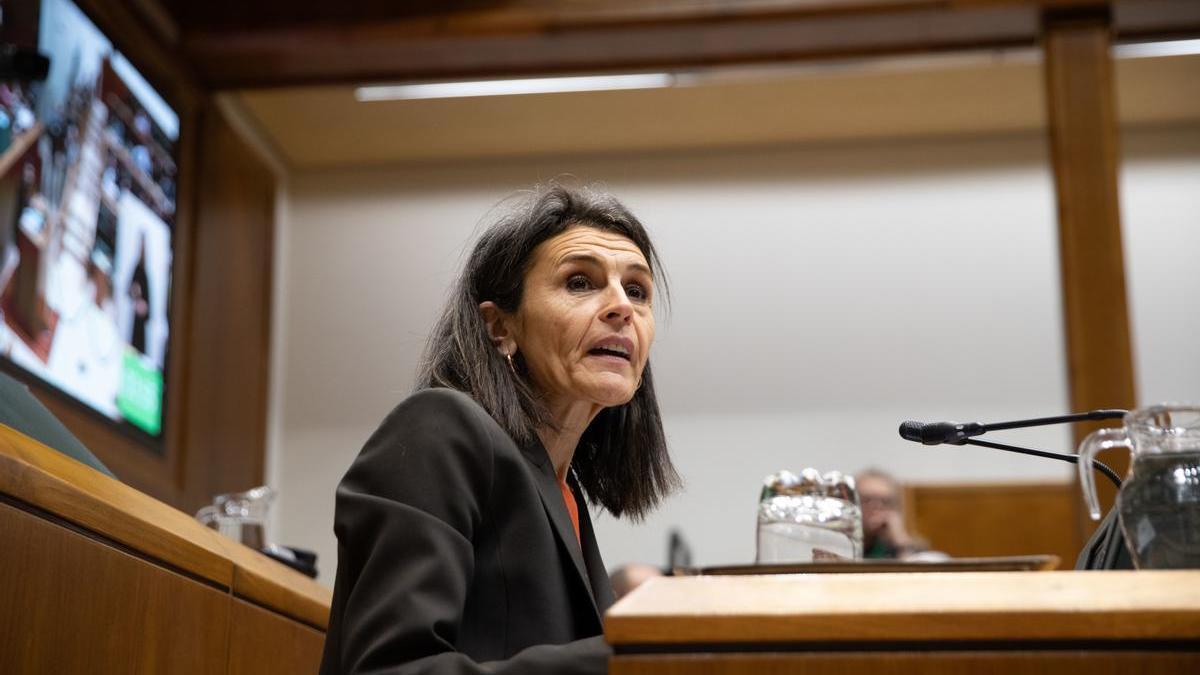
[{"x1": 0, "y1": 0, "x2": 178, "y2": 444}]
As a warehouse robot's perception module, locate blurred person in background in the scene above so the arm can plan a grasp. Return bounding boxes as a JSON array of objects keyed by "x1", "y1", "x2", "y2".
[{"x1": 856, "y1": 468, "x2": 933, "y2": 559}]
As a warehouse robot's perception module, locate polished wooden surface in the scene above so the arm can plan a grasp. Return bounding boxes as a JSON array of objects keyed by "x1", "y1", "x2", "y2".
[
  {"x1": 1042, "y1": 8, "x2": 1136, "y2": 530},
  {"x1": 127, "y1": 0, "x2": 1200, "y2": 88},
  {"x1": 687, "y1": 555, "x2": 1058, "y2": 575},
  {"x1": 606, "y1": 572, "x2": 1200, "y2": 644},
  {"x1": 0, "y1": 500, "x2": 231, "y2": 675},
  {"x1": 228, "y1": 599, "x2": 326, "y2": 675},
  {"x1": 0, "y1": 422, "x2": 232, "y2": 586},
  {"x1": 227, "y1": 538, "x2": 332, "y2": 630},
  {"x1": 608, "y1": 572, "x2": 1200, "y2": 673},
  {"x1": 906, "y1": 482, "x2": 1080, "y2": 565},
  {"x1": 611, "y1": 652, "x2": 1200, "y2": 675},
  {"x1": 0, "y1": 423, "x2": 330, "y2": 628}
]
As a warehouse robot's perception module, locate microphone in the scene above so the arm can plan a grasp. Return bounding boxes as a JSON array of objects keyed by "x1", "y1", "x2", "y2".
[
  {"x1": 900, "y1": 409, "x2": 1125, "y2": 443},
  {"x1": 899, "y1": 421, "x2": 984, "y2": 445},
  {"x1": 899, "y1": 410, "x2": 1125, "y2": 488}
]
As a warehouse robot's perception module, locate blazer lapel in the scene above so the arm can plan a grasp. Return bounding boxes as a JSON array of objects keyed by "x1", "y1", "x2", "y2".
[
  {"x1": 519, "y1": 441, "x2": 601, "y2": 621},
  {"x1": 575, "y1": 489, "x2": 615, "y2": 614}
]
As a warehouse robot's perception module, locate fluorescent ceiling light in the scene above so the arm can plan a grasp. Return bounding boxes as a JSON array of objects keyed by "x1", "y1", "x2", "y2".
[
  {"x1": 1115, "y1": 38, "x2": 1200, "y2": 59},
  {"x1": 356, "y1": 73, "x2": 675, "y2": 102}
]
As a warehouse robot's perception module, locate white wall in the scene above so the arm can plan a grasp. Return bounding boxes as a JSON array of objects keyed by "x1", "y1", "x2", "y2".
[
  {"x1": 1122, "y1": 126, "x2": 1200, "y2": 406},
  {"x1": 270, "y1": 126, "x2": 1199, "y2": 584}
]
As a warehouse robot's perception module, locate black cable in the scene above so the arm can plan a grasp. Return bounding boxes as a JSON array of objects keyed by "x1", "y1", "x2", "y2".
[{"x1": 962, "y1": 438, "x2": 1123, "y2": 488}]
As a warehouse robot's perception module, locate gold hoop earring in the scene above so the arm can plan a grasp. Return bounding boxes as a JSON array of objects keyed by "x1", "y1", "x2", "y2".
[{"x1": 505, "y1": 351, "x2": 517, "y2": 375}]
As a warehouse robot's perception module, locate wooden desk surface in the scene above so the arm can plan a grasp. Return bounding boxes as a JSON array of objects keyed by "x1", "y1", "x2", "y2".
[
  {"x1": 0, "y1": 423, "x2": 331, "y2": 629},
  {"x1": 606, "y1": 571, "x2": 1200, "y2": 645}
]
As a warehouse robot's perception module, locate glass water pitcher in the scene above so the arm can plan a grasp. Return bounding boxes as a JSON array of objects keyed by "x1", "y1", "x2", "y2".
[
  {"x1": 195, "y1": 486, "x2": 275, "y2": 550},
  {"x1": 1078, "y1": 405, "x2": 1200, "y2": 569},
  {"x1": 757, "y1": 469, "x2": 863, "y2": 563}
]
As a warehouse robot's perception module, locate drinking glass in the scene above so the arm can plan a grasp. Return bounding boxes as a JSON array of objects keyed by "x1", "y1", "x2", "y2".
[
  {"x1": 756, "y1": 469, "x2": 863, "y2": 563},
  {"x1": 195, "y1": 485, "x2": 275, "y2": 549}
]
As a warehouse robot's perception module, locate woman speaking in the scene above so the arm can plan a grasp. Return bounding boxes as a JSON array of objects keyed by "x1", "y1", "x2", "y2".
[{"x1": 319, "y1": 185, "x2": 679, "y2": 674}]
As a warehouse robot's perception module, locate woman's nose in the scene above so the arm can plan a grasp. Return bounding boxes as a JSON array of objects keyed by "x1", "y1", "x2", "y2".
[{"x1": 601, "y1": 283, "x2": 633, "y2": 324}]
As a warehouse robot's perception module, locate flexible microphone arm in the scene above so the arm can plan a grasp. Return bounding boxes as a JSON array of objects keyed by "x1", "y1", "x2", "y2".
[
  {"x1": 962, "y1": 438, "x2": 1123, "y2": 488},
  {"x1": 899, "y1": 409, "x2": 1127, "y2": 489},
  {"x1": 979, "y1": 409, "x2": 1127, "y2": 432}
]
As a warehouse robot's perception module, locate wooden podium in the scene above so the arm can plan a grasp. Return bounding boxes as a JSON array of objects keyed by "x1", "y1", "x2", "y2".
[
  {"x1": 606, "y1": 571, "x2": 1200, "y2": 674},
  {"x1": 0, "y1": 424, "x2": 331, "y2": 674}
]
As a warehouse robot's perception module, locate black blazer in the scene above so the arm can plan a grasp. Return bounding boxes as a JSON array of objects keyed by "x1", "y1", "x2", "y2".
[{"x1": 319, "y1": 388, "x2": 615, "y2": 675}]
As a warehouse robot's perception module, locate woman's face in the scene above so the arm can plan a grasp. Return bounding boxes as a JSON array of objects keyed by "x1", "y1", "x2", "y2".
[
  {"x1": 858, "y1": 476, "x2": 900, "y2": 538},
  {"x1": 494, "y1": 226, "x2": 656, "y2": 412}
]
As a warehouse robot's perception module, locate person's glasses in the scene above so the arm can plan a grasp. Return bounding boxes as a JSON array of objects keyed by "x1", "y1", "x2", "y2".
[{"x1": 860, "y1": 495, "x2": 899, "y2": 508}]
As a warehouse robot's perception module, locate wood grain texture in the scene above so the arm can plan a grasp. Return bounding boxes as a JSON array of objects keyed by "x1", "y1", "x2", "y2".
[
  {"x1": 1042, "y1": 9, "x2": 1136, "y2": 531},
  {"x1": 0, "y1": 423, "x2": 233, "y2": 587},
  {"x1": 227, "y1": 542, "x2": 332, "y2": 630},
  {"x1": 152, "y1": 0, "x2": 1200, "y2": 88},
  {"x1": 610, "y1": 651, "x2": 1200, "y2": 675},
  {"x1": 151, "y1": 0, "x2": 1191, "y2": 36},
  {"x1": 227, "y1": 599, "x2": 325, "y2": 675},
  {"x1": 0, "y1": 500, "x2": 231, "y2": 675},
  {"x1": 179, "y1": 4, "x2": 1038, "y2": 87},
  {"x1": 605, "y1": 572, "x2": 1200, "y2": 645},
  {"x1": 160, "y1": 0, "x2": 939, "y2": 34},
  {"x1": 905, "y1": 482, "x2": 1081, "y2": 565},
  {"x1": 0, "y1": 424, "x2": 332, "y2": 626}
]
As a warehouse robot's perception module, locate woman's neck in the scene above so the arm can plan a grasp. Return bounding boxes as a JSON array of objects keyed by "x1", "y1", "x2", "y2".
[{"x1": 537, "y1": 399, "x2": 602, "y2": 481}]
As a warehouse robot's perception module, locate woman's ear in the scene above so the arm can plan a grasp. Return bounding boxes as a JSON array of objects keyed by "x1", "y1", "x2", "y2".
[{"x1": 479, "y1": 301, "x2": 517, "y2": 356}]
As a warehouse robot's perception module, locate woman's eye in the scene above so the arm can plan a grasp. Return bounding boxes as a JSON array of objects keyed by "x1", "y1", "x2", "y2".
[
  {"x1": 626, "y1": 283, "x2": 649, "y2": 302},
  {"x1": 566, "y1": 274, "x2": 593, "y2": 292}
]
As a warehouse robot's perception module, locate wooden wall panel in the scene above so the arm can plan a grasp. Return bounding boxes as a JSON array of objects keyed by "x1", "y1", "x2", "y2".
[
  {"x1": 228, "y1": 599, "x2": 325, "y2": 675},
  {"x1": 0, "y1": 500, "x2": 231, "y2": 675},
  {"x1": 905, "y1": 482, "x2": 1081, "y2": 566},
  {"x1": 177, "y1": 105, "x2": 276, "y2": 513}
]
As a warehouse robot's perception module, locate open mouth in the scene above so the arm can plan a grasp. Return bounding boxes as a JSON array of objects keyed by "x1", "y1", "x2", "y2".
[{"x1": 588, "y1": 344, "x2": 631, "y2": 361}]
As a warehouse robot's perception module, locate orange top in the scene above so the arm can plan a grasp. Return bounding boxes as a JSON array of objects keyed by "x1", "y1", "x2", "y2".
[{"x1": 558, "y1": 476, "x2": 581, "y2": 546}]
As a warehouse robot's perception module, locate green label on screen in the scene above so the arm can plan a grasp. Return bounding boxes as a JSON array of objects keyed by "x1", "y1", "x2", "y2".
[{"x1": 116, "y1": 348, "x2": 163, "y2": 436}]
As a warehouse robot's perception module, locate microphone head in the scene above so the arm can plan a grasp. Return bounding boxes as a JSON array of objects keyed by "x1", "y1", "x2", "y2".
[
  {"x1": 899, "y1": 420, "x2": 984, "y2": 445},
  {"x1": 899, "y1": 421, "x2": 926, "y2": 443}
]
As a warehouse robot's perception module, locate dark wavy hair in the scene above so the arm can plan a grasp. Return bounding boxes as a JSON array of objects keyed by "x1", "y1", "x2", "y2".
[{"x1": 416, "y1": 184, "x2": 679, "y2": 520}]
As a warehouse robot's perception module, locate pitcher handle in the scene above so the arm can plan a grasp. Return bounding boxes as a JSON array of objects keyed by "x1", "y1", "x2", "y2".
[
  {"x1": 1077, "y1": 427, "x2": 1130, "y2": 520},
  {"x1": 195, "y1": 504, "x2": 219, "y2": 526}
]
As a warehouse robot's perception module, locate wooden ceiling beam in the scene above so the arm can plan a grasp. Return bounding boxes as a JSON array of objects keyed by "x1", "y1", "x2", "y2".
[
  {"x1": 184, "y1": 5, "x2": 1038, "y2": 89},
  {"x1": 158, "y1": 0, "x2": 1200, "y2": 89}
]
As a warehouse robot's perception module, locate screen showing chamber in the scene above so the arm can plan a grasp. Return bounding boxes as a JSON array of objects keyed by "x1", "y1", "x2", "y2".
[{"x1": 0, "y1": 0, "x2": 178, "y2": 439}]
